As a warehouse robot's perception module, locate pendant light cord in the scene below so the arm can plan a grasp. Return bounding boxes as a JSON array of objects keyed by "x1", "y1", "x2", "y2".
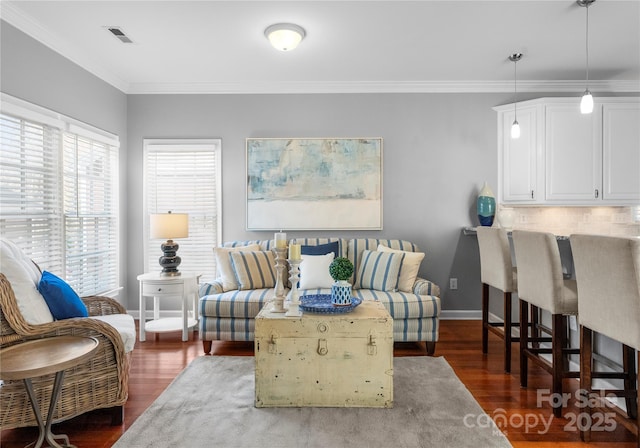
[
  {"x1": 513, "y1": 59, "x2": 518, "y2": 119},
  {"x1": 585, "y1": 3, "x2": 590, "y2": 88}
]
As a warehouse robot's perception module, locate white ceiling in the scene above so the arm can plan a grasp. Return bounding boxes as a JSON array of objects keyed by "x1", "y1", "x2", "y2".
[{"x1": 2, "y1": 0, "x2": 639, "y2": 94}]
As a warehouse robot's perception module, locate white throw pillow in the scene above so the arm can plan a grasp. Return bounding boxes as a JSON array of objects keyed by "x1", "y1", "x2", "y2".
[
  {"x1": 377, "y1": 244, "x2": 425, "y2": 293},
  {"x1": 0, "y1": 239, "x2": 54, "y2": 324},
  {"x1": 215, "y1": 244, "x2": 260, "y2": 291},
  {"x1": 299, "y1": 253, "x2": 335, "y2": 290}
]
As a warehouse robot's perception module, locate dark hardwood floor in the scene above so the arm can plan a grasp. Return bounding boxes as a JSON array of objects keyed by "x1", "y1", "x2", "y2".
[{"x1": 1, "y1": 320, "x2": 637, "y2": 447}]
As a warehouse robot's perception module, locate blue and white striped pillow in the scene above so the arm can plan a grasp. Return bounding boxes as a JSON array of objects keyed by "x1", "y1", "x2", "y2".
[
  {"x1": 354, "y1": 250, "x2": 404, "y2": 291},
  {"x1": 229, "y1": 250, "x2": 277, "y2": 290}
]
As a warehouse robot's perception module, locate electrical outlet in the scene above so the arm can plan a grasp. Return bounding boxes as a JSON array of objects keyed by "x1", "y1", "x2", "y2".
[{"x1": 449, "y1": 278, "x2": 458, "y2": 290}]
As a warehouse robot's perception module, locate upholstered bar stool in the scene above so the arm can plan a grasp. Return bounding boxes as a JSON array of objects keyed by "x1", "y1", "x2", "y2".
[
  {"x1": 571, "y1": 234, "x2": 639, "y2": 446},
  {"x1": 477, "y1": 227, "x2": 518, "y2": 373},
  {"x1": 512, "y1": 230, "x2": 580, "y2": 417}
]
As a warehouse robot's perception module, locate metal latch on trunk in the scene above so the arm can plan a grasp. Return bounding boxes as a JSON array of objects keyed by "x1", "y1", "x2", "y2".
[
  {"x1": 317, "y1": 338, "x2": 328, "y2": 356},
  {"x1": 368, "y1": 335, "x2": 377, "y2": 355}
]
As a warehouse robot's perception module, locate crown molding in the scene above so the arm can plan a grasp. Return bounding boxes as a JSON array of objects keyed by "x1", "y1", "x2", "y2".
[
  {"x1": 3, "y1": 1, "x2": 638, "y2": 95},
  {"x1": 1, "y1": 1, "x2": 129, "y2": 93},
  {"x1": 127, "y1": 79, "x2": 640, "y2": 95}
]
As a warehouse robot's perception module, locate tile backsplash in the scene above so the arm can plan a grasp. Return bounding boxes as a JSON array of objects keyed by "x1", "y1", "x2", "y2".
[{"x1": 496, "y1": 206, "x2": 640, "y2": 237}]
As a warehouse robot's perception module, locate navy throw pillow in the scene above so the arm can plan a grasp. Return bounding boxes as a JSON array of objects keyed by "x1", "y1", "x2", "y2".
[
  {"x1": 301, "y1": 241, "x2": 340, "y2": 259},
  {"x1": 38, "y1": 271, "x2": 89, "y2": 319}
]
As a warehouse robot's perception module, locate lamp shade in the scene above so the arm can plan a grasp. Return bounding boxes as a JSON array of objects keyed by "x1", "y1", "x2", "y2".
[
  {"x1": 580, "y1": 90, "x2": 594, "y2": 114},
  {"x1": 265, "y1": 23, "x2": 305, "y2": 51},
  {"x1": 150, "y1": 213, "x2": 189, "y2": 239},
  {"x1": 511, "y1": 121, "x2": 521, "y2": 139}
]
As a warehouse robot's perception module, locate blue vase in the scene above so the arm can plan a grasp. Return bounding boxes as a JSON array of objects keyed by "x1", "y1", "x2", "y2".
[
  {"x1": 477, "y1": 182, "x2": 496, "y2": 227},
  {"x1": 331, "y1": 281, "x2": 352, "y2": 306}
]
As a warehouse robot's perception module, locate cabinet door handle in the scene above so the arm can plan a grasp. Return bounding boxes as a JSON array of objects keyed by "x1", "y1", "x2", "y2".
[
  {"x1": 531, "y1": 190, "x2": 534, "y2": 199},
  {"x1": 157, "y1": 287, "x2": 162, "y2": 292},
  {"x1": 595, "y1": 189, "x2": 599, "y2": 199}
]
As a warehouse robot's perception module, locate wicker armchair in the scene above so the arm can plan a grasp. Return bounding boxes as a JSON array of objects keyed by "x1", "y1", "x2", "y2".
[{"x1": 0, "y1": 273, "x2": 133, "y2": 429}]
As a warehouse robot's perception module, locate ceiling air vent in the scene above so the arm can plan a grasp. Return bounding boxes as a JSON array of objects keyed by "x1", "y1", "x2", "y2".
[{"x1": 106, "y1": 27, "x2": 133, "y2": 44}]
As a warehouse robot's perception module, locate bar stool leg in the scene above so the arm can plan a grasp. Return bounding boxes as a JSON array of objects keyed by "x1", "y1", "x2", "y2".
[
  {"x1": 504, "y1": 291, "x2": 512, "y2": 373},
  {"x1": 637, "y1": 351, "x2": 640, "y2": 448},
  {"x1": 623, "y1": 344, "x2": 638, "y2": 420},
  {"x1": 519, "y1": 298, "x2": 529, "y2": 388},
  {"x1": 551, "y1": 313, "x2": 565, "y2": 418},
  {"x1": 531, "y1": 305, "x2": 540, "y2": 349},
  {"x1": 482, "y1": 283, "x2": 489, "y2": 354},
  {"x1": 580, "y1": 325, "x2": 593, "y2": 443}
]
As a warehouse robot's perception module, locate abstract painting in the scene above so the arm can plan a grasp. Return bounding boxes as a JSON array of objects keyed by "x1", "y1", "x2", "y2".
[{"x1": 246, "y1": 138, "x2": 382, "y2": 230}]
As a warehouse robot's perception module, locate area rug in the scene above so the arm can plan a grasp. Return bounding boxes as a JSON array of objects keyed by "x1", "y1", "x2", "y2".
[{"x1": 113, "y1": 356, "x2": 511, "y2": 448}]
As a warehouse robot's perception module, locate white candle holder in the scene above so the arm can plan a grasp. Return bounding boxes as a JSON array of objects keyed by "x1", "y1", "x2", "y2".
[
  {"x1": 285, "y1": 259, "x2": 302, "y2": 317},
  {"x1": 271, "y1": 247, "x2": 287, "y2": 313}
]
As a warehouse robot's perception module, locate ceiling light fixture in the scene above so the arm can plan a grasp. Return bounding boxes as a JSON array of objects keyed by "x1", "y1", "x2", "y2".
[
  {"x1": 578, "y1": 0, "x2": 596, "y2": 114},
  {"x1": 509, "y1": 53, "x2": 523, "y2": 139},
  {"x1": 264, "y1": 23, "x2": 306, "y2": 51}
]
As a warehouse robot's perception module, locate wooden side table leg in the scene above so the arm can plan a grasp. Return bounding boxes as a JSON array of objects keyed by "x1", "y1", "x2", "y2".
[{"x1": 24, "y1": 371, "x2": 72, "y2": 448}]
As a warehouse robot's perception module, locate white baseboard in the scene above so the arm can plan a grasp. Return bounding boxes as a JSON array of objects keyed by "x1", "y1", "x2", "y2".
[
  {"x1": 439, "y1": 310, "x2": 482, "y2": 320},
  {"x1": 436, "y1": 310, "x2": 512, "y2": 321}
]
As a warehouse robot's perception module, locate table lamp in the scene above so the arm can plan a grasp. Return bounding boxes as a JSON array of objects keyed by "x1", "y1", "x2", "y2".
[{"x1": 150, "y1": 211, "x2": 189, "y2": 276}]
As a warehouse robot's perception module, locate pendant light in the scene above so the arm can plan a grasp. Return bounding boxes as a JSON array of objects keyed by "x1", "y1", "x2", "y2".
[
  {"x1": 578, "y1": 0, "x2": 596, "y2": 114},
  {"x1": 509, "y1": 53, "x2": 522, "y2": 139}
]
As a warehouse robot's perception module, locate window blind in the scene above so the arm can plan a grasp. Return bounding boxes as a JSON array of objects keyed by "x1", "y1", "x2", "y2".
[
  {"x1": 144, "y1": 141, "x2": 222, "y2": 281},
  {"x1": 0, "y1": 114, "x2": 64, "y2": 273},
  {"x1": 1, "y1": 94, "x2": 119, "y2": 297},
  {"x1": 63, "y1": 134, "x2": 119, "y2": 295}
]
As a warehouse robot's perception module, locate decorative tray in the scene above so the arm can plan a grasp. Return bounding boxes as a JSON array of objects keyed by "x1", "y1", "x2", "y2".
[{"x1": 299, "y1": 294, "x2": 362, "y2": 314}]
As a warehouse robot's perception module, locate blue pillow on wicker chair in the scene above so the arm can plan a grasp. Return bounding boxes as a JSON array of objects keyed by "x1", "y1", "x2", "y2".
[{"x1": 38, "y1": 271, "x2": 89, "y2": 319}]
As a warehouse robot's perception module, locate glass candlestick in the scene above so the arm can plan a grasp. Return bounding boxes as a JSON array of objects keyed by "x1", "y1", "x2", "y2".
[
  {"x1": 271, "y1": 247, "x2": 287, "y2": 313},
  {"x1": 285, "y1": 259, "x2": 302, "y2": 317}
]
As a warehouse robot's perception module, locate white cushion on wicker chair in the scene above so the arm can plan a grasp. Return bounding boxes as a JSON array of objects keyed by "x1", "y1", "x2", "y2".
[
  {"x1": 0, "y1": 239, "x2": 53, "y2": 324},
  {"x1": 90, "y1": 314, "x2": 136, "y2": 353}
]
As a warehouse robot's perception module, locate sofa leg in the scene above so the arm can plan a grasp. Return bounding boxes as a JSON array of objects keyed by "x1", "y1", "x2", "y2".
[
  {"x1": 110, "y1": 405, "x2": 124, "y2": 425},
  {"x1": 425, "y1": 341, "x2": 436, "y2": 356},
  {"x1": 203, "y1": 340, "x2": 212, "y2": 355}
]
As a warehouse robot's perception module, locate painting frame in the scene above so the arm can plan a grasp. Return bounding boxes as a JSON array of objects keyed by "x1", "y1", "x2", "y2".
[{"x1": 246, "y1": 137, "x2": 383, "y2": 231}]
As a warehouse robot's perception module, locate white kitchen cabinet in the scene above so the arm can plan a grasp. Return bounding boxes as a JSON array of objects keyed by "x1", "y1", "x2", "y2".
[
  {"x1": 498, "y1": 104, "x2": 541, "y2": 203},
  {"x1": 495, "y1": 97, "x2": 640, "y2": 206},
  {"x1": 602, "y1": 103, "x2": 640, "y2": 202},
  {"x1": 545, "y1": 103, "x2": 602, "y2": 202}
]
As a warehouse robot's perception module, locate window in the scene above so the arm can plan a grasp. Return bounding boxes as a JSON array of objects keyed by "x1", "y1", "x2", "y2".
[
  {"x1": 143, "y1": 140, "x2": 222, "y2": 281},
  {"x1": 0, "y1": 94, "x2": 119, "y2": 296},
  {"x1": 63, "y1": 134, "x2": 118, "y2": 295}
]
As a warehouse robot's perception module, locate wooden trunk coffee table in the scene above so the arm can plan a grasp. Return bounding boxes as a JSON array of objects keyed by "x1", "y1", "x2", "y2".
[
  {"x1": 0, "y1": 336, "x2": 99, "y2": 448},
  {"x1": 255, "y1": 299, "x2": 393, "y2": 408}
]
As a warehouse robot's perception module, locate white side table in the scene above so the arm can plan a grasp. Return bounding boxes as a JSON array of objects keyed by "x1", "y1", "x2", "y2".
[{"x1": 137, "y1": 272, "x2": 200, "y2": 342}]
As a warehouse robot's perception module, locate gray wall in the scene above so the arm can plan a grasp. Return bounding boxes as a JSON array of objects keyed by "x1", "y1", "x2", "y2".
[
  {"x1": 0, "y1": 21, "x2": 129, "y2": 301},
  {"x1": 127, "y1": 93, "x2": 511, "y2": 313}
]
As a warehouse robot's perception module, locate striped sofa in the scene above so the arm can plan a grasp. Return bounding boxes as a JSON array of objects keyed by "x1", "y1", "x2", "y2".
[{"x1": 199, "y1": 238, "x2": 441, "y2": 355}]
